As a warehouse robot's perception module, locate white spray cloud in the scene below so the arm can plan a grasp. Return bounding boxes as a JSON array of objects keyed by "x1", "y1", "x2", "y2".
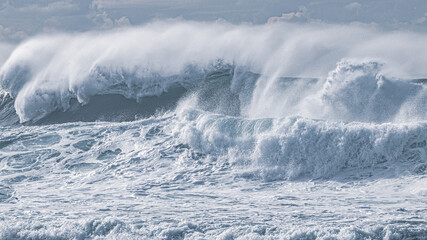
[{"x1": 1, "y1": 21, "x2": 427, "y2": 122}]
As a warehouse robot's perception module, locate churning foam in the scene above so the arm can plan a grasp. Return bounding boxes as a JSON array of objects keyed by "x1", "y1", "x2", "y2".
[{"x1": 173, "y1": 106, "x2": 427, "y2": 181}]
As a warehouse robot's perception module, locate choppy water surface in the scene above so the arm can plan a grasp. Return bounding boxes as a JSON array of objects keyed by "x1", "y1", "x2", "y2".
[{"x1": 1, "y1": 115, "x2": 426, "y2": 239}]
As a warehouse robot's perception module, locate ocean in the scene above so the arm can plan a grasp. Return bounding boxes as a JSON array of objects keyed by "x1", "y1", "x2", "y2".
[{"x1": 0, "y1": 21, "x2": 426, "y2": 239}]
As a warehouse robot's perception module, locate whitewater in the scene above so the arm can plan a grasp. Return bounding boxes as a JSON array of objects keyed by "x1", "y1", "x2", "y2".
[{"x1": 0, "y1": 21, "x2": 426, "y2": 239}]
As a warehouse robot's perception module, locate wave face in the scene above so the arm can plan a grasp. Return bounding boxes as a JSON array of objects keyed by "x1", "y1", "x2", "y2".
[{"x1": 1, "y1": 22, "x2": 427, "y2": 239}]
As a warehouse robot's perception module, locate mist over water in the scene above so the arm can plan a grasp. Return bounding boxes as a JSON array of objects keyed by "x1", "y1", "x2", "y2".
[{"x1": 0, "y1": 21, "x2": 426, "y2": 239}]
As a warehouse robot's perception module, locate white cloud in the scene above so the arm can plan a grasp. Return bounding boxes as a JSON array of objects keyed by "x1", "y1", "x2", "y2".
[
  {"x1": 92, "y1": 0, "x2": 159, "y2": 8},
  {"x1": 42, "y1": 17, "x2": 62, "y2": 33},
  {"x1": 89, "y1": 10, "x2": 131, "y2": 29},
  {"x1": 0, "y1": 25, "x2": 28, "y2": 41},
  {"x1": 7, "y1": 0, "x2": 77, "y2": 13},
  {"x1": 346, "y1": 2, "x2": 362, "y2": 10},
  {"x1": 91, "y1": 0, "x2": 213, "y2": 9},
  {"x1": 415, "y1": 13, "x2": 427, "y2": 24},
  {"x1": 91, "y1": 11, "x2": 114, "y2": 28},
  {"x1": 267, "y1": 6, "x2": 309, "y2": 23},
  {"x1": 41, "y1": 0, "x2": 77, "y2": 12},
  {"x1": 115, "y1": 16, "x2": 131, "y2": 27}
]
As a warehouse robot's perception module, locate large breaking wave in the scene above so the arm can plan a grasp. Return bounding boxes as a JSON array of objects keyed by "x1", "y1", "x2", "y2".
[{"x1": 0, "y1": 21, "x2": 427, "y2": 124}]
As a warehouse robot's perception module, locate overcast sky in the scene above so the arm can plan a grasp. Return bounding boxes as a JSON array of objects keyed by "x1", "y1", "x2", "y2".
[{"x1": 1, "y1": 0, "x2": 427, "y2": 42}]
